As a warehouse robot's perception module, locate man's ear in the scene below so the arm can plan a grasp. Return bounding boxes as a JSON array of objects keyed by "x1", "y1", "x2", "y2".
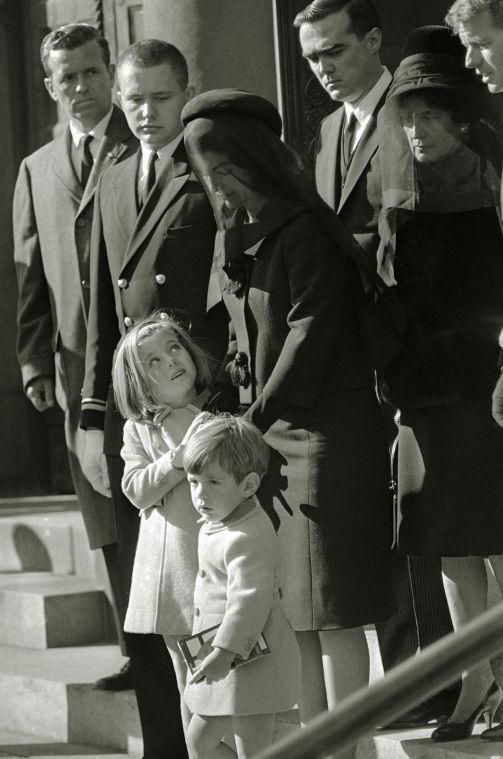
[
  {"x1": 241, "y1": 471, "x2": 261, "y2": 498},
  {"x1": 366, "y1": 26, "x2": 382, "y2": 55},
  {"x1": 44, "y1": 77, "x2": 58, "y2": 102},
  {"x1": 108, "y1": 63, "x2": 116, "y2": 87}
]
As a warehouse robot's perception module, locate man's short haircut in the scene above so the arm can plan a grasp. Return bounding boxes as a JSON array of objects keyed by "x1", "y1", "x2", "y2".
[
  {"x1": 117, "y1": 39, "x2": 188, "y2": 89},
  {"x1": 40, "y1": 23, "x2": 110, "y2": 75},
  {"x1": 183, "y1": 413, "x2": 270, "y2": 483},
  {"x1": 293, "y1": 0, "x2": 382, "y2": 37},
  {"x1": 446, "y1": 0, "x2": 503, "y2": 31}
]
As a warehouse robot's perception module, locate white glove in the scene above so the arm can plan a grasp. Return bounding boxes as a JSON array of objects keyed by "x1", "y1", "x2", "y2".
[
  {"x1": 26, "y1": 377, "x2": 55, "y2": 412},
  {"x1": 82, "y1": 429, "x2": 111, "y2": 497}
]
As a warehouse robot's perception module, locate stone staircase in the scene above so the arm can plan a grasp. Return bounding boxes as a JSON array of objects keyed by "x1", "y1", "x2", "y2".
[
  {"x1": 0, "y1": 499, "x2": 502, "y2": 759},
  {"x1": 0, "y1": 499, "x2": 141, "y2": 757}
]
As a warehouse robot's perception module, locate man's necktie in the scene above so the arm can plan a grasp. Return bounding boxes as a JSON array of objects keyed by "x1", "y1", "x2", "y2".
[
  {"x1": 139, "y1": 150, "x2": 158, "y2": 207},
  {"x1": 342, "y1": 111, "x2": 357, "y2": 167},
  {"x1": 80, "y1": 134, "x2": 94, "y2": 188}
]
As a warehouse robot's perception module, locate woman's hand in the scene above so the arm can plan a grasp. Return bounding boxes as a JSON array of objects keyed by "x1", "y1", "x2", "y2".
[{"x1": 189, "y1": 646, "x2": 235, "y2": 684}]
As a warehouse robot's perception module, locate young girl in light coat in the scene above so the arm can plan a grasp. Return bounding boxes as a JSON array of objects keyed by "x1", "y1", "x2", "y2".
[{"x1": 112, "y1": 312, "x2": 212, "y2": 735}]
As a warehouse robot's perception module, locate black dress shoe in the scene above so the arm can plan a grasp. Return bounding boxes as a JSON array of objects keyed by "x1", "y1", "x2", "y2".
[
  {"x1": 431, "y1": 683, "x2": 502, "y2": 742},
  {"x1": 94, "y1": 659, "x2": 134, "y2": 691},
  {"x1": 385, "y1": 700, "x2": 451, "y2": 729},
  {"x1": 481, "y1": 722, "x2": 503, "y2": 741}
]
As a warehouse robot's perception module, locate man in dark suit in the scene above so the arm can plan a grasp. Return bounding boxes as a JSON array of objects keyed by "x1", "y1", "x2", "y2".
[
  {"x1": 13, "y1": 23, "x2": 137, "y2": 689},
  {"x1": 80, "y1": 39, "x2": 227, "y2": 759},
  {"x1": 445, "y1": 1, "x2": 503, "y2": 429},
  {"x1": 446, "y1": 0, "x2": 503, "y2": 741},
  {"x1": 295, "y1": 0, "x2": 459, "y2": 726}
]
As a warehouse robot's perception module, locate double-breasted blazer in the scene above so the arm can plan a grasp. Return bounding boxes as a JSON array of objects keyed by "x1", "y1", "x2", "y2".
[
  {"x1": 13, "y1": 105, "x2": 137, "y2": 548},
  {"x1": 81, "y1": 139, "x2": 228, "y2": 454},
  {"x1": 315, "y1": 89, "x2": 389, "y2": 262}
]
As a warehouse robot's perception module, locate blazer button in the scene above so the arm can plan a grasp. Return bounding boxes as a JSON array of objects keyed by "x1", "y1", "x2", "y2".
[
  {"x1": 194, "y1": 607, "x2": 200, "y2": 616},
  {"x1": 81, "y1": 279, "x2": 90, "y2": 289},
  {"x1": 124, "y1": 316, "x2": 133, "y2": 328},
  {"x1": 155, "y1": 273, "x2": 166, "y2": 285},
  {"x1": 199, "y1": 569, "x2": 206, "y2": 578},
  {"x1": 118, "y1": 278, "x2": 128, "y2": 289}
]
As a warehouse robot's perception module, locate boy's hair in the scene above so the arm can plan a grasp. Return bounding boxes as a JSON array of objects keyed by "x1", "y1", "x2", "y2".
[
  {"x1": 117, "y1": 39, "x2": 189, "y2": 89},
  {"x1": 446, "y1": 0, "x2": 503, "y2": 31},
  {"x1": 183, "y1": 413, "x2": 270, "y2": 483},
  {"x1": 41, "y1": 23, "x2": 111, "y2": 75},
  {"x1": 293, "y1": 0, "x2": 382, "y2": 38},
  {"x1": 112, "y1": 312, "x2": 213, "y2": 421}
]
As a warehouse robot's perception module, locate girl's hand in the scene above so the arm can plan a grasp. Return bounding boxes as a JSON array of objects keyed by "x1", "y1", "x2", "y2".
[{"x1": 189, "y1": 646, "x2": 235, "y2": 684}]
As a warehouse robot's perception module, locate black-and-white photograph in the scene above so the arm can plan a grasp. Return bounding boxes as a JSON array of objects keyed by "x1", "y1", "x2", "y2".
[{"x1": 1, "y1": 1, "x2": 503, "y2": 758}]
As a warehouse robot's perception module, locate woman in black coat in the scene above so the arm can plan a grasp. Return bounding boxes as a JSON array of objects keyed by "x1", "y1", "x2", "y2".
[
  {"x1": 377, "y1": 26, "x2": 503, "y2": 741},
  {"x1": 182, "y1": 90, "x2": 395, "y2": 723}
]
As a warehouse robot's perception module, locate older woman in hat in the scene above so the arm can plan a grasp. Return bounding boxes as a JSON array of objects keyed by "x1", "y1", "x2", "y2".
[
  {"x1": 377, "y1": 25, "x2": 503, "y2": 740},
  {"x1": 181, "y1": 90, "x2": 395, "y2": 726}
]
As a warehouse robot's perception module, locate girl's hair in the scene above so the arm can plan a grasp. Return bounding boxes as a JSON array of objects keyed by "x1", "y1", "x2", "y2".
[
  {"x1": 112, "y1": 312, "x2": 213, "y2": 420},
  {"x1": 183, "y1": 413, "x2": 270, "y2": 482}
]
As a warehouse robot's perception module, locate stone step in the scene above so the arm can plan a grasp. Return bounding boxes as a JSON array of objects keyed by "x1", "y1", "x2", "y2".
[
  {"x1": 0, "y1": 729, "x2": 128, "y2": 759},
  {"x1": 0, "y1": 573, "x2": 115, "y2": 648},
  {"x1": 0, "y1": 644, "x2": 141, "y2": 753},
  {"x1": 358, "y1": 725, "x2": 503, "y2": 758},
  {"x1": 0, "y1": 511, "x2": 97, "y2": 577}
]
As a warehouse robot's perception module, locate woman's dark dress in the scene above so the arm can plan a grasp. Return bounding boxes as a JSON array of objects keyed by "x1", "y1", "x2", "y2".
[
  {"x1": 382, "y1": 208, "x2": 503, "y2": 556},
  {"x1": 222, "y1": 207, "x2": 396, "y2": 629}
]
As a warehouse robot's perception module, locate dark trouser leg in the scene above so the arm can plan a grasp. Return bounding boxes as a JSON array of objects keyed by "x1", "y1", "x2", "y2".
[
  {"x1": 106, "y1": 454, "x2": 188, "y2": 759},
  {"x1": 376, "y1": 399, "x2": 460, "y2": 709},
  {"x1": 101, "y1": 542, "x2": 127, "y2": 655},
  {"x1": 375, "y1": 552, "x2": 418, "y2": 670},
  {"x1": 375, "y1": 552, "x2": 460, "y2": 710}
]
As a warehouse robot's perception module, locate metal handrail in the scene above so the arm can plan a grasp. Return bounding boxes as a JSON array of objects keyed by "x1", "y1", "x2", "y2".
[{"x1": 255, "y1": 601, "x2": 503, "y2": 759}]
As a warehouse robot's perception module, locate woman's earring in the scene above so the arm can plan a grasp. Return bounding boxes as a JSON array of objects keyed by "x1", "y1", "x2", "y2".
[{"x1": 460, "y1": 124, "x2": 469, "y2": 135}]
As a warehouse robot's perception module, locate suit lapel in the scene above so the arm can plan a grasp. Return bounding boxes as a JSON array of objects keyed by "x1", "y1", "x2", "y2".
[
  {"x1": 338, "y1": 119, "x2": 379, "y2": 212},
  {"x1": 78, "y1": 105, "x2": 134, "y2": 215},
  {"x1": 338, "y1": 87, "x2": 389, "y2": 213},
  {"x1": 110, "y1": 152, "x2": 141, "y2": 243},
  {"x1": 316, "y1": 108, "x2": 343, "y2": 209},
  {"x1": 51, "y1": 129, "x2": 82, "y2": 204},
  {"x1": 121, "y1": 153, "x2": 190, "y2": 271}
]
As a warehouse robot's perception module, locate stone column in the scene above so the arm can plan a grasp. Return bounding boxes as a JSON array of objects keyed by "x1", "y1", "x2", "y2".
[{"x1": 143, "y1": 0, "x2": 277, "y2": 105}]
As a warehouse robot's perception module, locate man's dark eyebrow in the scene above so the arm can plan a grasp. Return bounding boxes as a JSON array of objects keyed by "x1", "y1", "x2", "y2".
[{"x1": 304, "y1": 42, "x2": 346, "y2": 59}]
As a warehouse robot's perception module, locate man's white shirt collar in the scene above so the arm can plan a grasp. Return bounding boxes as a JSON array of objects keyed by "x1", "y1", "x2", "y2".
[
  {"x1": 344, "y1": 67, "x2": 392, "y2": 149},
  {"x1": 70, "y1": 107, "x2": 113, "y2": 159},
  {"x1": 139, "y1": 132, "x2": 184, "y2": 182}
]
